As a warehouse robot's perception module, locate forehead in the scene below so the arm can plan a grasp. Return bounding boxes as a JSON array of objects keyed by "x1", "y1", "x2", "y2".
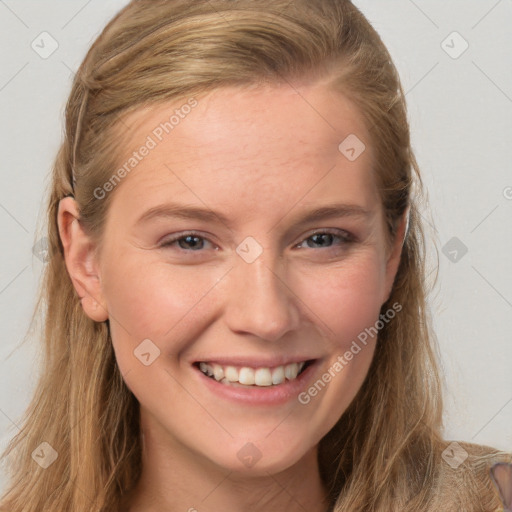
[{"x1": 108, "y1": 83, "x2": 379, "y2": 223}]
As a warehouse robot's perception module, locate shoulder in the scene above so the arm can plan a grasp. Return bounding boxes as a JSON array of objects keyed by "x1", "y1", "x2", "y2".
[{"x1": 429, "y1": 440, "x2": 512, "y2": 512}]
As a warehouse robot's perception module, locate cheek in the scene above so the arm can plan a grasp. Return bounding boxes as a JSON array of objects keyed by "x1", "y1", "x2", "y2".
[
  {"x1": 293, "y1": 256, "x2": 386, "y2": 432},
  {"x1": 101, "y1": 253, "x2": 224, "y2": 363},
  {"x1": 295, "y1": 251, "x2": 387, "y2": 345}
]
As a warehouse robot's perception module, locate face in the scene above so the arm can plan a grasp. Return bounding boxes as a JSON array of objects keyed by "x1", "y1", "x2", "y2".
[{"x1": 60, "y1": 82, "x2": 405, "y2": 476}]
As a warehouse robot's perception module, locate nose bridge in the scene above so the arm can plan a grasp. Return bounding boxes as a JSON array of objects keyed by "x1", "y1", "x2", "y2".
[{"x1": 224, "y1": 242, "x2": 300, "y2": 341}]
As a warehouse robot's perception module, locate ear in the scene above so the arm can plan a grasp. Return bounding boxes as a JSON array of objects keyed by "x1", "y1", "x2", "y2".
[
  {"x1": 382, "y1": 206, "x2": 409, "y2": 305},
  {"x1": 57, "y1": 196, "x2": 108, "y2": 322}
]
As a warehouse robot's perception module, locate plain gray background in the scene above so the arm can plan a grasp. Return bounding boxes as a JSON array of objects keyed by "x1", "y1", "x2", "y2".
[{"x1": 1, "y1": 0, "x2": 511, "y2": 492}]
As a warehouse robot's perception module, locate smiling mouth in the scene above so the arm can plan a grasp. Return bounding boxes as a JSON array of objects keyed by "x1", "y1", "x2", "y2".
[{"x1": 195, "y1": 360, "x2": 314, "y2": 387}]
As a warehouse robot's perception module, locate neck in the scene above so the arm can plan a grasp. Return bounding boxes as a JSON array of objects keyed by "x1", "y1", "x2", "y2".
[{"x1": 122, "y1": 417, "x2": 330, "y2": 512}]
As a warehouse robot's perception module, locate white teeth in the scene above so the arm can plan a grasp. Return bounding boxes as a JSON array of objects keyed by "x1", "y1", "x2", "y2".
[
  {"x1": 284, "y1": 362, "x2": 299, "y2": 380},
  {"x1": 225, "y1": 366, "x2": 238, "y2": 382},
  {"x1": 239, "y1": 367, "x2": 255, "y2": 385},
  {"x1": 198, "y1": 361, "x2": 309, "y2": 387},
  {"x1": 271, "y1": 366, "x2": 285, "y2": 385},
  {"x1": 213, "y1": 364, "x2": 224, "y2": 381},
  {"x1": 254, "y1": 368, "x2": 272, "y2": 386}
]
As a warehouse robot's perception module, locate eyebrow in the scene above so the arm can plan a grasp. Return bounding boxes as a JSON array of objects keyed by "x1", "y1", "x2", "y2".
[{"x1": 135, "y1": 202, "x2": 374, "y2": 229}]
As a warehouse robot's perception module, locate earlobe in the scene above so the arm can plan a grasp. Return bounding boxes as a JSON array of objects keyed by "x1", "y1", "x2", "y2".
[{"x1": 57, "y1": 197, "x2": 108, "y2": 322}]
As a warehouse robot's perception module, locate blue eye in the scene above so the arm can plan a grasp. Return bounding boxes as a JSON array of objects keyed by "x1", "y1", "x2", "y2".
[
  {"x1": 296, "y1": 230, "x2": 354, "y2": 250},
  {"x1": 159, "y1": 229, "x2": 354, "y2": 253},
  {"x1": 160, "y1": 232, "x2": 214, "y2": 251}
]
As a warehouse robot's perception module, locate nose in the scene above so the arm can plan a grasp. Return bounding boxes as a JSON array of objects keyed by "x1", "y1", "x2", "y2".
[{"x1": 223, "y1": 249, "x2": 301, "y2": 342}]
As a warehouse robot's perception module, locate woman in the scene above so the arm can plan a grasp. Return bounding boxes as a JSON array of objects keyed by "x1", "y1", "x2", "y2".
[{"x1": 1, "y1": 1, "x2": 510, "y2": 511}]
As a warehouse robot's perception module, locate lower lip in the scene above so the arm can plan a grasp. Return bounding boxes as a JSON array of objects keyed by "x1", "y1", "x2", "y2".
[{"x1": 193, "y1": 361, "x2": 320, "y2": 406}]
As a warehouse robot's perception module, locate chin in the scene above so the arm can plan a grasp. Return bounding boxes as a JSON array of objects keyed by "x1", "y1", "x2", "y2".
[{"x1": 205, "y1": 435, "x2": 317, "y2": 477}]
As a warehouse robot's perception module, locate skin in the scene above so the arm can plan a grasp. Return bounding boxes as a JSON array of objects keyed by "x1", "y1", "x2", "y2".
[{"x1": 58, "y1": 81, "x2": 407, "y2": 512}]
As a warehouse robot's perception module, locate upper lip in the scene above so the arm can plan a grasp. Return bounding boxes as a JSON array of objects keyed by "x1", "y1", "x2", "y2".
[{"x1": 193, "y1": 356, "x2": 319, "y2": 368}]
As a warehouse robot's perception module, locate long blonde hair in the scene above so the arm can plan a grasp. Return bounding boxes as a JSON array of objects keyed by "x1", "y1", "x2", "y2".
[{"x1": 1, "y1": 1, "x2": 508, "y2": 511}]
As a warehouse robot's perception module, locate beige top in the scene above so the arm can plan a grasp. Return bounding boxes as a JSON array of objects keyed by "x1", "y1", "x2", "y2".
[{"x1": 429, "y1": 441, "x2": 512, "y2": 512}]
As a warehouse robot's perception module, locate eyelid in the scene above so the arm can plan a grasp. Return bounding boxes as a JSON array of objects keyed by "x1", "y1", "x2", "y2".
[
  {"x1": 159, "y1": 231, "x2": 218, "y2": 249},
  {"x1": 299, "y1": 227, "x2": 355, "y2": 242},
  {"x1": 159, "y1": 228, "x2": 356, "y2": 252},
  {"x1": 293, "y1": 228, "x2": 355, "y2": 250}
]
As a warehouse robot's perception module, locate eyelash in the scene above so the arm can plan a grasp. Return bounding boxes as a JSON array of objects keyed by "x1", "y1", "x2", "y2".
[{"x1": 159, "y1": 229, "x2": 355, "y2": 254}]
